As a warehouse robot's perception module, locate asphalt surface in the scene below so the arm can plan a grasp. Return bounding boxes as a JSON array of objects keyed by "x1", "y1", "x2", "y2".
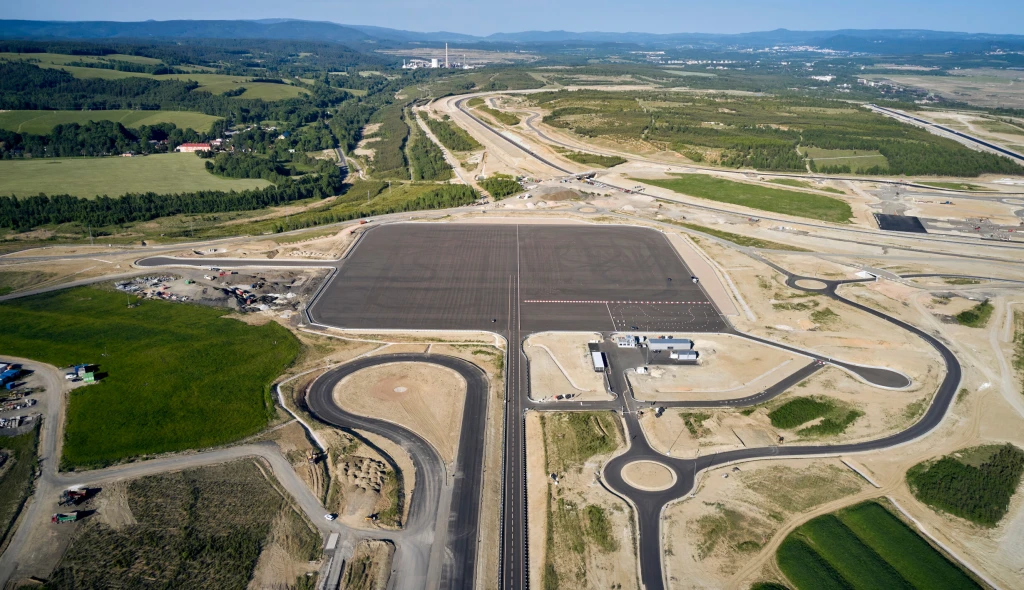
[
  {"x1": 299, "y1": 223, "x2": 726, "y2": 334},
  {"x1": 304, "y1": 353, "x2": 489, "y2": 590},
  {"x1": 598, "y1": 265, "x2": 961, "y2": 590}
]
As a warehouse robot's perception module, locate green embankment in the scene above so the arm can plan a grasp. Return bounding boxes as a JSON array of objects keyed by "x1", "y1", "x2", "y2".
[
  {"x1": 0, "y1": 287, "x2": 300, "y2": 468},
  {"x1": 777, "y1": 501, "x2": 980, "y2": 590},
  {"x1": 635, "y1": 174, "x2": 853, "y2": 223},
  {"x1": 0, "y1": 153, "x2": 270, "y2": 199},
  {"x1": 661, "y1": 219, "x2": 809, "y2": 251}
]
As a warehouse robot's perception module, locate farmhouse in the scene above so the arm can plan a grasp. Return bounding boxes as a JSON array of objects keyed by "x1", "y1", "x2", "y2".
[{"x1": 175, "y1": 143, "x2": 211, "y2": 153}]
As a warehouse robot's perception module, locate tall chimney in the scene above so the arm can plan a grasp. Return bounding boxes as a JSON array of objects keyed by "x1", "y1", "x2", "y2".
[{"x1": 445, "y1": 43, "x2": 449, "y2": 69}]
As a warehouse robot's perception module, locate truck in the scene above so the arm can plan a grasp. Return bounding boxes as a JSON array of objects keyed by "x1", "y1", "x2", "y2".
[
  {"x1": 51, "y1": 512, "x2": 79, "y2": 524},
  {"x1": 59, "y1": 488, "x2": 88, "y2": 506},
  {"x1": 591, "y1": 351, "x2": 607, "y2": 372}
]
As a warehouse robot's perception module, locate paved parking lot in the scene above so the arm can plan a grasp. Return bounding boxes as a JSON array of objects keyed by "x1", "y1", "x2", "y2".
[{"x1": 308, "y1": 223, "x2": 727, "y2": 333}]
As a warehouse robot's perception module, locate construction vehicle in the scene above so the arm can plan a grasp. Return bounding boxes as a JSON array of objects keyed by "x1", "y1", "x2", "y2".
[
  {"x1": 51, "y1": 512, "x2": 79, "y2": 524},
  {"x1": 59, "y1": 487, "x2": 88, "y2": 506}
]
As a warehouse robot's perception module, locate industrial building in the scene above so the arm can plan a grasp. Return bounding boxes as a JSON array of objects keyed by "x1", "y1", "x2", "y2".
[
  {"x1": 670, "y1": 350, "x2": 699, "y2": 361},
  {"x1": 615, "y1": 335, "x2": 640, "y2": 348},
  {"x1": 647, "y1": 337, "x2": 693, "y2": 351}
]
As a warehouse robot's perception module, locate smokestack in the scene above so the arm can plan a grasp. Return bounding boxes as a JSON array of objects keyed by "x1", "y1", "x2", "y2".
[{"x1": 445, "y1": 43, "x2": 449, "y2": 69}]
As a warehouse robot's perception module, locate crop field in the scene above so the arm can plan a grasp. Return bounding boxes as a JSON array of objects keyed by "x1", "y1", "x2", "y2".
[
  {"x1": 636, "y1": 174, "x2": 853, "y2": 223},
  {"x1": 45, "y1": 460, "x2": 320, "y2": 588},
  {"x1": 777, "y1": 501, "x2": 980, "y2": 590},
  {"x1": 533, "y1": 90, "x2": 1023, "y2": 176},
  {"x1": 0, "y1": 427, "x2": 39, "y2": 550},
  {"x1": 0, "y1": 110, "x2": 222, "y2": 135},
  {"x1": 0, "y1": 287, "x2": 300, "y2": 468},
  {"x1": 0, "y1": 153, "x2": 270, "y2": 199}
]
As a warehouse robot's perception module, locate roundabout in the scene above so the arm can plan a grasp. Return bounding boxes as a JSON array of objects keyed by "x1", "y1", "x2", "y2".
[{"x1": 620, "y1": 460, "x2": 677, "y2": 491}]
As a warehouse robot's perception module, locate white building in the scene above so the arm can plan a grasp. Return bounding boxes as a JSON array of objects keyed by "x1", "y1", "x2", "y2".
[{"x1": 648, "y1": 337, "x2": 693, "y2": 352}]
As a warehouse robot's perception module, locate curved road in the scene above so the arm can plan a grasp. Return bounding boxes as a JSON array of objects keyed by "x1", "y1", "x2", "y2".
[
  {"x1": 305, "y1": 353, "x2": 489, "y2": 590},
  {"x1": 600, "y1": 263, "x2": 962, "y2": 590}
]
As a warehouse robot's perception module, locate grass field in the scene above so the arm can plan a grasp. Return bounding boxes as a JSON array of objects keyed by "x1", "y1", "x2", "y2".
[
  {"x1": 777, "y1": 501, "x2": 980, "y2": 590},
  {"x1": 637, "y1": 174, "x2": 853, "y2": 223},
  {"x1": 0, "y1": 287, "x2": 300, "y2": 468},
  {"x1": 0, "y1": 54, "x2": 304, "y2": 100},
  {"x1": 0, "y1": 270, "x2": 55, "y2": 296},
  {"x1": 802, "y1": 147, "x2": 889, "y2": 172},
  {"x1": 0, "y1": 153, "x2": 271, "y2": 198},
  {"x1": 0, "y1": 52, "x2": 162, "y2": 67},
  {"x1": 45, "y1": 460, "x2": 320, "y2": 588},
  {"x1": 540, "y1": 411, "x2": 621, "y2": 474},
  {"x1": 918, "y1": 181, "x2": 993, "y2": 192},
  {"x1": 0, "y1": 110, "x2": 221, "y2": 135},
  {"x1": 0, "y1": 427, "x2": 39, "y2": 551},
  {"x1": 768, "y1": 396, "x2": 862, "y2": 437},
  {"x1": 563, "y1": 152, "x2": 626, "y2": 167}
]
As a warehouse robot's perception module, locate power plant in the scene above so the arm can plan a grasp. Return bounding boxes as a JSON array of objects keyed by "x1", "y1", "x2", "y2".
[{"x1": 401, "y1": 43, "x2": 476, "y2": 70}]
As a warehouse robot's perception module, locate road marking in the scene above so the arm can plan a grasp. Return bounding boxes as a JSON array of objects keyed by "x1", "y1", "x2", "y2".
[{"x1": 523, "y1": 300, "x2": 712, "y2": 304}]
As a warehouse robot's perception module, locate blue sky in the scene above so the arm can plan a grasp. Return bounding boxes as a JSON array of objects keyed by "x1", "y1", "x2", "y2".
[{"x1": 2, "y1": 0, "x2": 1022, "y2": 36}]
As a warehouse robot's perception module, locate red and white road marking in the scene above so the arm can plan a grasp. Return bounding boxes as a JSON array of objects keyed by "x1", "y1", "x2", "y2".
[{"x1": 522, "y1": 300, "x2": 712, "y2": 304}]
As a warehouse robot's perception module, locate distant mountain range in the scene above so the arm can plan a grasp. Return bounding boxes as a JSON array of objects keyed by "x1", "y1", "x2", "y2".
[{"x1": 2, "y1": 19, "x2": 1023, "y2": 53}]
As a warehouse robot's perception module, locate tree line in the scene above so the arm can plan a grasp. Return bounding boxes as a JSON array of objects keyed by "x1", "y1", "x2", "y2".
[
  {"x1": 271, "y1": 184, "x2": 477, "y2": 233},
  {"x1": 0, "y1": 120, "x2": 211, "y2": 159},
  {"x1": 0, "y1": 167, "x2": 343, "y2": 231},
  {"x1": 408, "y1": 120, "x2": 452, "y2": 181},
  {"x1": 420, "y1": 113, "x2": 481, "y2": 152}
]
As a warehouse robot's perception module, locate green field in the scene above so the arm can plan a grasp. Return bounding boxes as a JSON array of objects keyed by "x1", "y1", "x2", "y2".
[
  {"x1": 0, "y1": 110, "x2": 221, "y2": 135},
  {"x1": 636, "y1": 174, "x2": 853, "y2": 223},
  {"x1": 0, "y1": 287, "x2": 300, "y2": 468},
  {"x1": 767, "y1": 396, "x2": 862, "y2": 436},
  {"x1": 563, "y1": 152, "x2": 626, "y2": 167},
  {"x1": 802, "y1": 147, "x2": 889, "y2": 172},
  {"x1": 0, "y1": 54, "x2": 305, "y2": 100},
  {"x1": 0, "y1": 153, "x2": 270, "y2": 199},
  {"x1": 777, "y1": 501, "x2": 980, "y2": 590},
  {"x1": 0, "y1": 52, "x2": 162, "y2": 67}
]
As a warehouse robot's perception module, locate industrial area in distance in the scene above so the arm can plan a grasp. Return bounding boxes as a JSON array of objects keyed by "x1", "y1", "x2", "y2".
[{"x1": 2, "y1": 8, "x2": 1024, "y2": 590}]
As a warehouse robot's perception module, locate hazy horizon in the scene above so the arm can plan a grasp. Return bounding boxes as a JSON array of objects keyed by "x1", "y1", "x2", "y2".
[{"x1": 1, "y1": 0, "x2": 1022, "y2": 37}]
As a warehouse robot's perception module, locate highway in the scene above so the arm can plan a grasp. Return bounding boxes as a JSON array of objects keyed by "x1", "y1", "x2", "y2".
[{"x1": 869, "y1": 104, "x2": 1024, "y2": 163}]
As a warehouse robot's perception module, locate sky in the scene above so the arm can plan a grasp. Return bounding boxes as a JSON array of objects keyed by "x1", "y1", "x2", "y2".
[{"x1": 2, "y1": 0, "x2": 1023, "y2": 36}]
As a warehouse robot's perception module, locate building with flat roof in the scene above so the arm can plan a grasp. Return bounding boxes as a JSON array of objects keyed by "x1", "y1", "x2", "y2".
[{"x1": 648, "y1": 337, "x2": 693, "y2": 351}]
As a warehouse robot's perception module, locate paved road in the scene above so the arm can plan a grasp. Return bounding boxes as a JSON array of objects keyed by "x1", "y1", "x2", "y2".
[
  {"x1": 598, "y1": 264, "x2": 962, "y2": 590},
  {"x1": 305, "y1": 353, "x2": 489, "y2": 590},
  {"x1": 869, "y1": 104, "x2": 1024, "y2": 163}
]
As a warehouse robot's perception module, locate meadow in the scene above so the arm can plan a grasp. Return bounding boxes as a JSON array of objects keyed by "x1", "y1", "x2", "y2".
[
  {"x1": 0, "y1": 53, "x2": 306, "y2": 100},
  {"x1": 0, "y1": 287, "x2": 300, "y2": 468},
  {"x1": 777, "y1": 501, "x2": 980, "y2": 590},
  {"x1": 636, "y1": 174, "x2": 853, "y2": 223},
  {"x1": 0, "y1": 110, "x2": 221, "y2": 135},
  {"x1": 0, "y1": 153, "x2": 270, "y2": 199}
]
